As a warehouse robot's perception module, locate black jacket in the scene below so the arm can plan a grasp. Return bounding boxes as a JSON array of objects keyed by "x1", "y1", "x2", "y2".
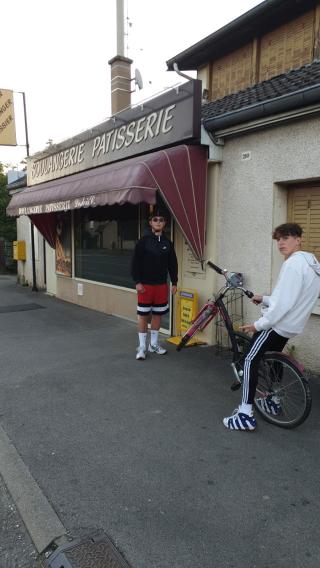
[{"x1": 131, "y1": 232, "x2": 178, "y2": 286}]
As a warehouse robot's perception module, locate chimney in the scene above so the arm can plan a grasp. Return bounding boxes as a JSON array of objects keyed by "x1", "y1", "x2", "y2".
[
  {"x1": 108, "y1": 0, "x2": 132, "y2": 114},
  {"x1": 108, "y1": 55, "x2": 133, "y2": 114}
]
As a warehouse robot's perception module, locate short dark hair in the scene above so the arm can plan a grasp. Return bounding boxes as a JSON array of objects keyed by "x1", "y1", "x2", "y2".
[
  {"x1": 272, "y1": 223, "x2": 303, "y2": 239},
  {"x1": 148, "y1": 208, "x2": 167, "y2": 220}
]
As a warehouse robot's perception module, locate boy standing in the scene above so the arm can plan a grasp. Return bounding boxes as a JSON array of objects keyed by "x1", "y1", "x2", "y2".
[{"x1": 131, "y1": 210, "x2": 178, "y2": 360}]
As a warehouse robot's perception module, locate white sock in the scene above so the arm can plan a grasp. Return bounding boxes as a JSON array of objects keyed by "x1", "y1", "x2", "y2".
[
  {"x1": 239, "y1": 403, "x2": 253, "y2": 415},
  {"x1": 138, "y1": 332, "x2": 147, "y2": 349},
  {"x1": 150, "y1": 330, "x2": 159, "y2": 346}
]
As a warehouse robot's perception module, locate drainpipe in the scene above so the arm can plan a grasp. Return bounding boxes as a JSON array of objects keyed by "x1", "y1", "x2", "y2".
[{"x1": 173, "y1": 62, "x2": 195, "y2": 82}]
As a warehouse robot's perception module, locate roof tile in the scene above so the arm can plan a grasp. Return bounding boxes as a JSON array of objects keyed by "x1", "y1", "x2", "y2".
[{"x1": 201, "y1": 60, "x2": 320, "y2": 120}]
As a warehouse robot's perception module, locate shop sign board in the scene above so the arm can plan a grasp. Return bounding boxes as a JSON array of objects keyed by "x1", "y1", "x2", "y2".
[
  {"x1": 178, "y1": 289, "x2": 199, "y2": 334},
  {"x1": 27, "y1": 80, "x2": 202, "y2": 186},
  {"x1": 0, "y1": 89, "x2": 17, "y2": 146},
  {"x1": 167, "y1": 287, "x2": 206, "y2": 346},
  {"x1": 183, "y1": 241, "x2": 206, "y2": 279}
]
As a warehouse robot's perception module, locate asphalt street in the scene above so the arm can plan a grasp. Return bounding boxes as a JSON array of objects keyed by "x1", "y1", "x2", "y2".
[{"x1": 0, "y1": 274, "x2": 320, "y2": 568}]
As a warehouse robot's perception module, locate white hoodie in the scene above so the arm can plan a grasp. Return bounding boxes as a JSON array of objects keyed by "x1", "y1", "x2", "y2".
[{"x1": 254, "y1": 251, "x2": 320, "y2": 338}]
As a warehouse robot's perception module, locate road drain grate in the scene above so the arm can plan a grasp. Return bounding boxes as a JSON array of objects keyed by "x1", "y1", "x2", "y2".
[
  {"x1": 46, "y1": 533, "x2": 132, "y2": 568},
  {"x1": 0, "y1": 303, "x2": 45, "y2": 314}
]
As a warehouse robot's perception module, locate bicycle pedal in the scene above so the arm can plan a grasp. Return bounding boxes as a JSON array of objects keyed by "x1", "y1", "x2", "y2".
[{"x1": 230, "y1": 380, "x2": 241, "y2": 391}]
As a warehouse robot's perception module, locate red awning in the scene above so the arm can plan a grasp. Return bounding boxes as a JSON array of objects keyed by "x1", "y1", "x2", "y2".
[{"x1": 7, "y1": 145, "x2": 208, "y2": 260}]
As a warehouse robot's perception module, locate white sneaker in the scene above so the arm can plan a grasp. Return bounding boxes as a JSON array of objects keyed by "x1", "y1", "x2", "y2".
[
  {"x1": 136, "y1": 347, "x2": 146, "y2": 360},
  {"x1": 148, "y1": 343, "x2": 167, "y2": 355},
  {"x1": 223, "y1": 407, "x2": 257, "y2": 431}
]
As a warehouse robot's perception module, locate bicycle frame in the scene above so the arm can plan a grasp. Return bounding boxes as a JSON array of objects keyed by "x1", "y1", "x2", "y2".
[{"x1": 189, "y1": 287, "x2": 248, "y2": 358}]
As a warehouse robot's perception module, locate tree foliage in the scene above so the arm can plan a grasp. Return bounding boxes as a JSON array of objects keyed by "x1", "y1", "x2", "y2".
[{"x1": 0, "y1": 163, "x2": 17, "y2": 242}]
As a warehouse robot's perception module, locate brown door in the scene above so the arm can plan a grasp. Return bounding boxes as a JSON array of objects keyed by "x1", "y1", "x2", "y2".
[{"x1": 288, "y1": 186, "x2": 320, "y2": 257}]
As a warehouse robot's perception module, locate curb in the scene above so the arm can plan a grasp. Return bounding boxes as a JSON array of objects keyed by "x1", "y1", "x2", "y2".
[{"x1": 0, "y1": 424, "x2": 66, "y2": 553}]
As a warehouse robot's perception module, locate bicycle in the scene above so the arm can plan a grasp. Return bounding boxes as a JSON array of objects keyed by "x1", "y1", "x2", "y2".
[{"x1": 177, "y1": 261, "x2": 312, "y2": 429}]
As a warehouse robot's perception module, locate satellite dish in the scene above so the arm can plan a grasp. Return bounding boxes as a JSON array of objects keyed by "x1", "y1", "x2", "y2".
[{"x1": 134, "y1": 68, "x2": 143, "y2": 90}]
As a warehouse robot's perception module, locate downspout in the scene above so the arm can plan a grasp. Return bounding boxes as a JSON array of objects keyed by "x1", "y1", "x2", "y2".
[{"x1": 172, "y1": 62, "x2": 195, "y2": 82}]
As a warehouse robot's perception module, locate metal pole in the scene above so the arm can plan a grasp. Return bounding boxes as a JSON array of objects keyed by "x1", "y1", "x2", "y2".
[
  {"x1": 116, "y1": 0, "x2": 125, "y2": 56},
  {"x1": 21, "y1": 92, "x2": 30, "y2": 158},
  {"x1": 20, "y1": 91, "x2": 38, "y2": 291},
  {"x1": 30, "y1": 222, "x2": 38, "y2": 291}
]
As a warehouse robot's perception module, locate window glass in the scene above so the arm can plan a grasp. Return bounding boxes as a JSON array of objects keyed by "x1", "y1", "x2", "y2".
[
  {"x1": 74, "y1": 204, "x2": 140, "y2": 288},
  {"x1": 56, "y1": 212, "x2": 72, "y2": 277}
]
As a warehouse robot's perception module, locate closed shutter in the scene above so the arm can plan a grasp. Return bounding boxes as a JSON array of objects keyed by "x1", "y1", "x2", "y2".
[
  {"x1": 288, "y1": 187, "x2": 320, "y2": 257},
  {"x1": 259, "y1": 11, "x2": 314, "y2": 81}
]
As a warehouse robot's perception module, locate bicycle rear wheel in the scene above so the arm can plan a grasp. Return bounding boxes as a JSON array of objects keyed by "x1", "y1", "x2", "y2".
[
  {"x1": 254, "y1": 353, "x2": 312, "y2": 428},
  {"x1": 176, "y1": 304, "x2": 217, "y2": 351}
]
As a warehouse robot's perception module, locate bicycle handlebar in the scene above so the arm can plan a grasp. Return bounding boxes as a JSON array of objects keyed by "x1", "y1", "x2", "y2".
[
  {"x1": 206, "y1": 260, "x2": 254, "y2": 299},
  {"x1": 206, "y1": 260, "x2": 225, "y2": 275}
]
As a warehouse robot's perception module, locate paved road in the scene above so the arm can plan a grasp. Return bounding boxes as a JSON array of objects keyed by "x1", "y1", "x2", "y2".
[{"x1": 1, "y1": 274, "x2": 320, "y2": 567}]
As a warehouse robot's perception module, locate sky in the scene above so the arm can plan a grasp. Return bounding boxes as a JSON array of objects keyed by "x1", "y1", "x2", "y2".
[{"x1": 1, "y1": 0, "x2": 263, "y2": 170}]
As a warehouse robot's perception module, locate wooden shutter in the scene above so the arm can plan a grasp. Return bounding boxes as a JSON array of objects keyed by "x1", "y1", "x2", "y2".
[
  {"x1": 259, "y1": 11, "x2": 314, "y2": 81},
  {"x1": 288, "y1": 187, "x2": 320, "y2": 257}
]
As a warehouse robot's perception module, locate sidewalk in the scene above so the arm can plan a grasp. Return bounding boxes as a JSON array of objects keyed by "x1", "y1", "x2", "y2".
[
  {"x1": 0, "y1": 473, "x2": 38, "y2": 568},
  {"x1": 1, "y1": 275, "x2": 320, "y2": 568}
]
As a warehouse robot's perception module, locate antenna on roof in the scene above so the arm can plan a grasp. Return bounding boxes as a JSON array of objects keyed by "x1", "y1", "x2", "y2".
[{"x1": 134, "y1": 68, "x2": 143, "y2": 90}]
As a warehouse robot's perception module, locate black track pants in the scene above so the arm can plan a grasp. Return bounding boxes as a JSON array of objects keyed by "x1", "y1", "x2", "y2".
[{"x1": 242, "y1": 329, "x2": 288, "y2": 405}]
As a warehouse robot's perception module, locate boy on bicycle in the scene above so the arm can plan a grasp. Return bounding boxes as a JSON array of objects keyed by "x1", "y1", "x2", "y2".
[{"x1": 224, "y1": 223, "x2": 320, "y2": 431}]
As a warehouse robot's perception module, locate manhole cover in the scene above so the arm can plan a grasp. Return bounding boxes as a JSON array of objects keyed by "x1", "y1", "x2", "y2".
[
  {"x1": 46, "y1": 533, "x2": 132, "y2": 568},
  {"x1": 0, "y1": 303, "x2": 45, "y2": 313}
]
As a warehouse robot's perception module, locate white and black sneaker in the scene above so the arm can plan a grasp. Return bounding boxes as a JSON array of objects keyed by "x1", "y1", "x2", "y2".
[
  {"x1": 148, "y1": 343, "x2": 167, "y2": 355},
  {"x1": 223, "y1": 407, "x2": 257, "y2": 431},
  {"x1": 256, "y1": 394, "x2": 281, "y2": 415},
  {"x1": 136, "y1": 347, "x2": 146, "y2": 360}
]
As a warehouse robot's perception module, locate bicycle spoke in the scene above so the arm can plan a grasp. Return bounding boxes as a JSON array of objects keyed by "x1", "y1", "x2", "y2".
[{"x1": 254, "y1": 354, "x2": 311, "y2": 428}]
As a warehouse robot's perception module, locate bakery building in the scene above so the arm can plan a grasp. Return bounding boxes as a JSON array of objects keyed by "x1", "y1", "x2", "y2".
[
  {"x1": 7, "y1": 0, "x2": 320, "y2": 370},
  {"x1": 7, "y1": 76, "x2": 211, "y2": 334}
]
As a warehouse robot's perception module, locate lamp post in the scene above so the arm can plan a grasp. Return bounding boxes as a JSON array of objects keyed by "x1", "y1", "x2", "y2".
[{"x1": 19, "y1": 91, "x2": 37, "y2": 292}]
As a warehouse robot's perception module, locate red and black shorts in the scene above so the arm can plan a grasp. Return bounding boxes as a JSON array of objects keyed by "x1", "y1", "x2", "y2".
[{"x1": 137, "y1": 283, "x2": 169, "y2": 316}]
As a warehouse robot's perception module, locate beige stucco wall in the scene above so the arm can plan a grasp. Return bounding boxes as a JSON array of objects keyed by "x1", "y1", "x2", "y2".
[
  {"x1": 215, "y1": 115, "x2": 320, "y2": 371},
  {"x1": 17, "y1": 216, "x2": 46, "y2": 289},
  {"x1": 56, "y1": 276, "x2": 138, "y2": 322},
  {"x1": 174, "y1": 163, "x2": 220, "y2": 345}
]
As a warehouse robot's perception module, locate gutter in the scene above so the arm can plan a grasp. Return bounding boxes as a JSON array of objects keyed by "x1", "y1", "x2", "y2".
[{"x1": 203, "y1": 82, "x2": 320, "y2": 133}]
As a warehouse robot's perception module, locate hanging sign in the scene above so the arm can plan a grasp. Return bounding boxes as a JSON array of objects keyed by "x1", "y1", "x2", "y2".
[{"x1": 0, "y1": 89, "x2": 17, "y2": 146}]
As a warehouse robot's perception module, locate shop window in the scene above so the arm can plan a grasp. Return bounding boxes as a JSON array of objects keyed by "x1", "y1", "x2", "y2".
[
  {"x1": 74, "y1": 198, "x2": 173, "y2": 307},
  {"x1": 74, "y1": 204, "x2": 141, "y2": 288},
  {"x1": 56, "y1": 212, "x2": 72, "y2": 277}
]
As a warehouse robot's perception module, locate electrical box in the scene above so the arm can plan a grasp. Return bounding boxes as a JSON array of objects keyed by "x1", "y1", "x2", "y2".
[{"x1": 13, "y1": 240, "x2": 26, "y2": 261}]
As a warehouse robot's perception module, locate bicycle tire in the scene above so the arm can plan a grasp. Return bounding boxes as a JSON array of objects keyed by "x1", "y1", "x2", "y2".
[
  {"x1": 176, "y1": 305, "x2": 217, "y2": 351},
  {"x1": 254, "y1": 352, "x2": 312, "y2": 428}
]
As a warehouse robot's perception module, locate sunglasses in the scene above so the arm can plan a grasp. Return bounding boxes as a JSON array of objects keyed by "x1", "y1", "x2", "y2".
[{"x1": 151, "y1": 217, "x2": 165, "y2": 222}]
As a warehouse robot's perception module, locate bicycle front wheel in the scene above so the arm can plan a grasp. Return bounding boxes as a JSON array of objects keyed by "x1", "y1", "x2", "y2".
[{"x1": 254, "y1": 353, "x2": 312, "y2": 428}]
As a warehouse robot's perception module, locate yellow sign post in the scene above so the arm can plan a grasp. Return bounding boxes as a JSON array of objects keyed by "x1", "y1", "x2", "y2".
[
  {"x1": 167, "y1": 288, "x2": 207, "y2": 346},
  {"x1": 0, "y1": 89, "x2": 17, "y2": 146}
]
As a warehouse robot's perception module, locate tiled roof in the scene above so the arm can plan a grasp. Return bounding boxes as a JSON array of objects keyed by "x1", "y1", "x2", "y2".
[
  {"x1": 201, "y1": 60, "x2": 320, "y2": 121},
  {"x1": 6, "y1": 174, "x2": 27, "y2": 191}
]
